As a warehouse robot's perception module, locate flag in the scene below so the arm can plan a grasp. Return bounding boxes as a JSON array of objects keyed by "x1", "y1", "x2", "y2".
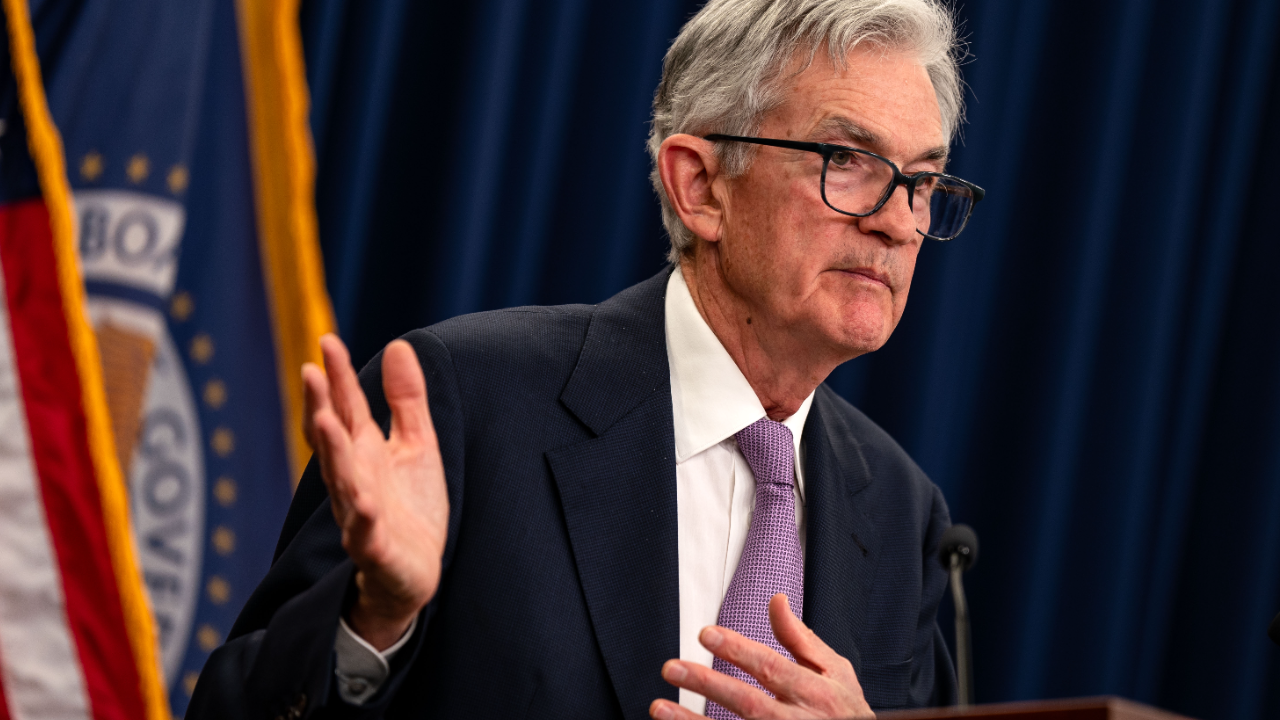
[
  {"x1": 2, "y1": 0, "x2": 333, "y2": 717},
  {"x1": 0, "y1": 0, "x2": 167, "y2": 717}
]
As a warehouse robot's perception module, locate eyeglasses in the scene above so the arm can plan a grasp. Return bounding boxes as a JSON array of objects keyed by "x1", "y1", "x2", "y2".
[{"x1": 704, "y1": 134, "x2": 985, "y2": 241}]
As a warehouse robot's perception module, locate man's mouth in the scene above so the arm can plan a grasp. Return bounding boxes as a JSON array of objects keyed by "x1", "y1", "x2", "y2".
[{"x1": 840, "y1": 267, "x2": 891, "y2": 289}]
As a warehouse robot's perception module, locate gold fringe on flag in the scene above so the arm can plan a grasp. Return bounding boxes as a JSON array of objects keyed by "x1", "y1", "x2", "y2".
[{"x1": 236, "y1": 0, "x2": 337, "y2": 487}]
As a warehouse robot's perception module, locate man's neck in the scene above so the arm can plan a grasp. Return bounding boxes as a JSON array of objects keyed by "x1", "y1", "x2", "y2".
[{"x1": 679, "y1": 254, "x2": 847, "y2": 421}]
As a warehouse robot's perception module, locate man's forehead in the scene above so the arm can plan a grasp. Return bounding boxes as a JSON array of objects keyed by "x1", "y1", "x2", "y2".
[{"x1": 772, "y1": 46, "x2": 948, "y2": 165}]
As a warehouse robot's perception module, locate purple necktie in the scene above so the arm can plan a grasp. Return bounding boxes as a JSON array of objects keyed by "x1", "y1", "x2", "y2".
[{"x1": 705, "y1": 418, "x2": 804, "y2": 719}]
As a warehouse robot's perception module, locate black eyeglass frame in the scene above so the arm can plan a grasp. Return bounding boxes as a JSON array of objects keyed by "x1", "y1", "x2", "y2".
[{"x1": 704, "y1": 134, "x2": 986, "y2": 241}]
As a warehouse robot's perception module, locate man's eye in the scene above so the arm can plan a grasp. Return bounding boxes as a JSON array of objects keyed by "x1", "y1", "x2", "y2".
[{"x1": 830, "y1": 150, "x2": 855, "y2": 167}]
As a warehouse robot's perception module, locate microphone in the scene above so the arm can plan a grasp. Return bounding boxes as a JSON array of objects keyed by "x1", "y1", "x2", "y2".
[
  {"x1": 1269, "y1": 611, "x2": 1280, "y2": 646},
  {"x1": 938, "y1": 524, "x2": 978, "y2": 707}
]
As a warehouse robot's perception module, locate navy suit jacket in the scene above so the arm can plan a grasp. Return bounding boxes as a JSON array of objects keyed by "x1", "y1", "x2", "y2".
[{"x1": 189, "y1": 269, "x2": 957, "y2": 719}]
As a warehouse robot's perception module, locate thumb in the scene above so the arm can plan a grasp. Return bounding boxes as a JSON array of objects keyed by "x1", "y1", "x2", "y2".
[
  {"x1": 769, "y1": 593, "x2": 830, "y2": 673},
  {"x1": 382, "y1": 340, "x2": 433, "y2": 445}
]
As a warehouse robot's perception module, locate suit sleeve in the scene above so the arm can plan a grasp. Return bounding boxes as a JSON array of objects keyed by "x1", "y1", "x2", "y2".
[{"x1": 187, "y1": 328, "x2": 467, "y2": 719}]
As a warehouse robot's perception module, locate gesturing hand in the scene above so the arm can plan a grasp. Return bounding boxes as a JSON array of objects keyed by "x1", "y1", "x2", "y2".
[
  {"x1": 301, "y1": 334, "x2": 449, "y2": 650},
  {"x1": 651, "y1": 594, "x2": 875, "y2": 720}
]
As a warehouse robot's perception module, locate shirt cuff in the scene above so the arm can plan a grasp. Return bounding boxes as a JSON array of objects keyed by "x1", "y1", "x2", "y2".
[{"x1": 333, "y1": 615, "x2": 417, "y2": 705}]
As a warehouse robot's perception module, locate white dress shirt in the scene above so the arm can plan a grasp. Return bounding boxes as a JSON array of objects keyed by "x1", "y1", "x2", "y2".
[
  {"x1": 334, "y1": 268, "x2": 814, "y2": 713},
  {"x1": 666, "y1": 268, "x2": 813, "y2": 714}
]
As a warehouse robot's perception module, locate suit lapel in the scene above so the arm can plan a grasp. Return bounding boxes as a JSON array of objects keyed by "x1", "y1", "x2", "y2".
[
  {"x1": 547, "y1": 270, "x2": 679, "y2": 720},
  {"x1": 802, "y1": 387, "x2": 881, "y2": 674}
]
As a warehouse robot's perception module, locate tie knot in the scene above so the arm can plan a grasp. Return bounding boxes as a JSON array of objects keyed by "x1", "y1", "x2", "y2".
[{"x1": 735, "y1": 417, "x2": 795, "y2": 487}]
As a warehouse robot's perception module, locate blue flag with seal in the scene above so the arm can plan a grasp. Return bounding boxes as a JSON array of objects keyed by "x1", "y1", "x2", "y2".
[{"x1": 30, "y1": 0, "x2": 334, "y2": 715}]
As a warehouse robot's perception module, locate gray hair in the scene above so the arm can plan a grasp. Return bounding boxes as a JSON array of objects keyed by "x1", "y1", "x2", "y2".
[{"x1": 648, "y1": 0, "x2": 965, "y2": 263}]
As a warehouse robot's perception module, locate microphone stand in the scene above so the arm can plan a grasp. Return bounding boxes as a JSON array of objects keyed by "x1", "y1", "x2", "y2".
[{"x1": 948, "y1": 553, "x2": 973, "y2": 707}]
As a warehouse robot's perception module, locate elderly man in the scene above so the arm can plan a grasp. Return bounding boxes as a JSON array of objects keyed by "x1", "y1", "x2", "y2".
[{"x1": 190, "y1": 0, "x2": 983, "y2": 718}]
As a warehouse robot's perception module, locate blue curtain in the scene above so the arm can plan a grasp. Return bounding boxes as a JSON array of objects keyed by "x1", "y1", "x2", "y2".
[{"x1": 299, "y1": 0, "x2": 1280, "y2": 717}]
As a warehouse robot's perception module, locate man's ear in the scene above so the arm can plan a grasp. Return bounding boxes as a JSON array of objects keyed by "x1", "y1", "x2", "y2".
[{"x1": 657, "y1": 134, "x2": 724, "y2": 243}]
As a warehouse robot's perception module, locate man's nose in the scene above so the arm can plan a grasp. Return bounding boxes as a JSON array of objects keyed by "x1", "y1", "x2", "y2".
[{"x1": 857, "y1": 184, "x2": 917, "y2": 245}]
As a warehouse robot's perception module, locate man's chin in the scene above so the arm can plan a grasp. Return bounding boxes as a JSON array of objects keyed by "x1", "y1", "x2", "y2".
[
  {"x1": 813, "y1": 325, "x2": 890, "y2": 363},
  {"x1": 840, "y1": 335, "x2": 889, "y2": 358},
  {"x1": 827, "y1": 306, "x2": 894, "y2": 356}
]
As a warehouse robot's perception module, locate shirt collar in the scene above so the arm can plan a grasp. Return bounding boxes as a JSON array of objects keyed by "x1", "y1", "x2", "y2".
[{"x1": 665, "y1": 267, "x2": 814, "y2": 465}]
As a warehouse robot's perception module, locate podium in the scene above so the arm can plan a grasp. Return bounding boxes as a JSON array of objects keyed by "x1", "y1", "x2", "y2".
[{"x1": 879, "y1": 697, "x2": 1193, "y2": 720}]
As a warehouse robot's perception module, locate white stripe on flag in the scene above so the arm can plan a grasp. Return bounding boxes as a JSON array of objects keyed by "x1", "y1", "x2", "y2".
[{"x1": 0, "y1": 264, "x2": 92, "y2": 720}]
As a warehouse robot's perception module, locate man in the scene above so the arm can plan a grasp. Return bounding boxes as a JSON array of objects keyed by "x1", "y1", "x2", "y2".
[{"x1": 190, "y1": 0, "x2": 983, "y2": 717}]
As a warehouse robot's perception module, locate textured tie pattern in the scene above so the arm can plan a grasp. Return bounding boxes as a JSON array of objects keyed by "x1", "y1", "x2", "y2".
[{"x1": 705, "y1": 418, "x2": 803, "y2": 720}]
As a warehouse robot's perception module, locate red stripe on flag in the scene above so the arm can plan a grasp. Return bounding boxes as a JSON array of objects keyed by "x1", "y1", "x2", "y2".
[{"x1": 0, "y1": 199, "x2": 145, "y2": 720}]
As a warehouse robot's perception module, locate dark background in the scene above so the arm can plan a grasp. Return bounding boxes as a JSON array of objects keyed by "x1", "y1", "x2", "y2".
[{"x1": 298, "y1": 0, "x2": 1280, "y2": 717}]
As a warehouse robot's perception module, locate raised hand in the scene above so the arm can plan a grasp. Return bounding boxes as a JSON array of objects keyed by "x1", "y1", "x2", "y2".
[
  {"x1": 301, "y1": 334, "x2": 449, "y2": 650},
  {"x1": 651, "y1": 594, "x2": 875, "y2": 720}
]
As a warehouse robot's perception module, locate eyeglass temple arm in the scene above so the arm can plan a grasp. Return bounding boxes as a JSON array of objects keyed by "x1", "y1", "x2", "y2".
[{"x1": 703, "y1": 134, "x2": 824, "y2": 154}]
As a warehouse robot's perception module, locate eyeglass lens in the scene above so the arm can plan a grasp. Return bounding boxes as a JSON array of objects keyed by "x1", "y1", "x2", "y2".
[{"x1": 823, "y1": 149, "x2": 975, "y2": 239}]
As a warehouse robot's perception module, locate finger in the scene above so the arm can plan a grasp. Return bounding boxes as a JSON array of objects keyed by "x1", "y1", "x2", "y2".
[
  {"x1": 769, "y1": 593, "x2": 843, "y2": 674},
  {"x1": 648, "y1": 698, "x2": 705, "y2": 720},
  {"x1": 319, "y1": 333, "x2": 373, "y2": 431},
  {"x1": 700, "y1": 624, "x2": 807, "y2": 697},
  {"x1": 381, "y1": 340, "x2": 434, "y2": 446},
  {"x1": 659, "y1": 659, "x2": 779, "y2": 720},
  {"x1": 312, "y1": 405, "x2": 357, "y2": 512},
  {"x1": 301, "y1": 362, "x2": 331, "y2": 450}
]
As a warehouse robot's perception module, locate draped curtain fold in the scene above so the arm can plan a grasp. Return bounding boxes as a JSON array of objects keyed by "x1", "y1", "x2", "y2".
[{"x1": 299, "y1": 0, "x2": 1280, "y2": 717}]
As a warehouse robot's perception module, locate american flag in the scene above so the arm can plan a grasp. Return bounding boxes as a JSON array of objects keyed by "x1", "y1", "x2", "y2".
[{"x1": 0, "y1": 1, "x2": 168, "y2": 718}]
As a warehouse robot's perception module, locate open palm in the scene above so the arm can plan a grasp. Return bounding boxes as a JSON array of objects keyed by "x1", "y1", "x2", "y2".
[{"x1": 301, "y1": 334, "x2": 449, "y2": 650}]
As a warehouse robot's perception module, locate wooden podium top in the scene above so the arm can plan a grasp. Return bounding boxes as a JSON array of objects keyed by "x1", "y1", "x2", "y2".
[{"x1": 878, "y1": 696, "x2": 1193, "y2": 720}]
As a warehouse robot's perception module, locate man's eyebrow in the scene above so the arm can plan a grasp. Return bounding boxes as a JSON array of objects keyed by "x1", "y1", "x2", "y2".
[
  {"x1": 816, "y1": 115, "x2": 951, "y2": 167},
  {"x1": 921, "y1": 146, "x2": 950, "y2": 166},
  {"x1": 814, "y1": 116, "x2": 878, "y2": 146}
]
